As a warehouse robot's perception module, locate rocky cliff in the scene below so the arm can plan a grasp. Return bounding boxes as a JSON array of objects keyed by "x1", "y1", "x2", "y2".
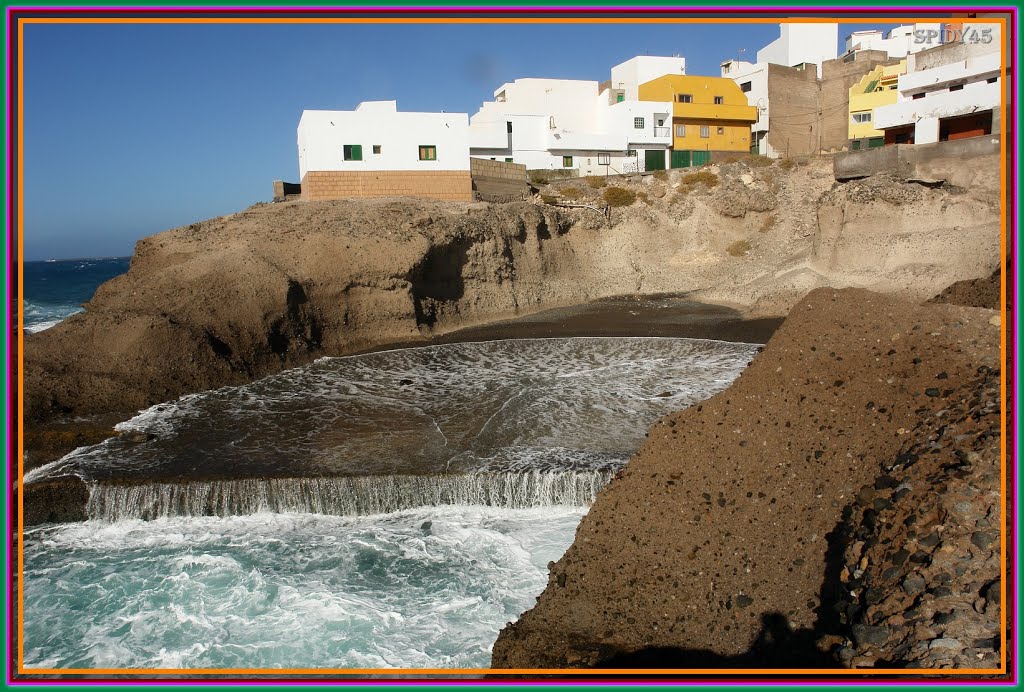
[
  {"x1": 490, "y1": 288, "x2": 1003, "y2": 670},
  {"x1": 25, "y1": 158, "x2": 1001, "y2": 424}
]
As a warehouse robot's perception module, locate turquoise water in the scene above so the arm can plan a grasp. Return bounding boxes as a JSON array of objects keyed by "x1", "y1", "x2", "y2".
[{"x1": 23, "y1": 337, "x2": 758, "y2": 670}]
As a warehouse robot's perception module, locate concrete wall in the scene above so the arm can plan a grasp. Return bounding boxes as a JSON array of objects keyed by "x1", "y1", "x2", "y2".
[
  {"x1": 833, "y1": 135, "x2": 1001, "y2": 190},
  {"x1": 300, "y1": 170, "x2": 473, "y2": 202},
  {"x1": 765, "y1": 64, "x2": 821, "y2": 158},
  {"x1": 820, "y1": 50, "x2": 893, "y2": 153},
  {"x1": 297, "y1": 103, "x2": 470, "y2": 179},
  {"x1": 469, "y1": 158, "x2": 528, "y2": 200}
]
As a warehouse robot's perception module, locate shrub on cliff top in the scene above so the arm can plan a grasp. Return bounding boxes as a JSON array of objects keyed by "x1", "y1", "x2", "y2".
[
  {"x1": 778, "y1": 158, "x2": 797, "y2": 170},
  {"x1": 541, "y1": 194, "x2": 559, "y2": 205},
  {"x1": 681, "y1": 170, "x2": 719, "y2": 188},
  {"x1": 652, "y1": 169, "x2": 668, "y2": 181},
  {"x1": 560, "y1": 186, "x2": 583, "y2": 199},
  {"x1": 603, "y1": 186, "x2": 636, "y2": 207},
  {"x1": 586, "y1": 175, "x2": 607, "y2": 189},
  {"x1": 726, "y1": 239, "x2": 752, "y2": 257},
  {"x1": 746, "y1": 155, "x2": 773, "y2": 168},
  {"x1": 530, "y1": 173, "x2": 550, "y2": 185}
]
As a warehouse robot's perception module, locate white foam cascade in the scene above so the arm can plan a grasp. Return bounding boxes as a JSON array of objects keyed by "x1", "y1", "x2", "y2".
[{"x1": 87, "y1": 470, "x2": 614, "y2": 522}]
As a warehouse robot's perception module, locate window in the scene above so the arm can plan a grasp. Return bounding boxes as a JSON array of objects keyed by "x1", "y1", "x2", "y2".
[
  {"x1": 507, "y1": 121, "x2": 513, "y2": 133},
  {"x1": 634, "y1": 117, "x2": 645, "y2": 129},
  {"x1": 372, "y1": 145, "x2": 382, "y2": 154},
  {"x1": 677, "y1": 94, "x2": 693, "y2": 103},
  {"x1": 626, "y1": 149, "x2": 636, "y2": 157},
  {"x1": 418, "y1": 145, "x2": 437, "y2": 161},
  {"x1": 562, "y1": 155, "x2": 573, "y2": 167},
  {"x1": 616, "y1": 93, "x2": 625, "y2": 103},
  {"x1": 675, "y1": 124, "x2": 686, "y2": 137},
  {"x1": 700, "y1": 126, "x2": 710, "y2": 138},
  {"x1": 740, "y1": 81, "x2": 752, "y2": 93},
  {"x1": 912, "y1": 92, "x2": 926, "y2": 100},
  {"x1": 949, "y1": 84, "x2": 963, "y2": 92},
  {"x1": 717, "y1": 127, "x2": 724, "y2": 135},
  {"x1": 852, "y1": 112, "x2": 872, "y2": 124},
  {"x1": 504, "y1": 157, "x2": 513, "y2": 163},
  {"x1": 987, "y1": 76, "x2": 998, "y2": 84},
  {"x1": 343, "y1": 144, "x2": 363, "y2": 161},
  {"x1": 714, "y1": 96, "x2": 724, "y2": 105}
]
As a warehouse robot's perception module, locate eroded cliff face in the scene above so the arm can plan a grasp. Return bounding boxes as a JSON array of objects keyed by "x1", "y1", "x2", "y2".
[
  {"x1": 24, "y1": 158, "x2": 1001, "y2": 422},
  {"x1": 490, "y1": 288, "x2": 1002, "y2": 669}
]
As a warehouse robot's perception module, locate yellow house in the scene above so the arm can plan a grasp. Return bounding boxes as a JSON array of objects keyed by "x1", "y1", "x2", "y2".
[
  {"x1": 848, "y1": 60, "x2": 907, "y2": 149},
  {"x1": 638, "y1": 74, "x2": 758, "y2": 166}
]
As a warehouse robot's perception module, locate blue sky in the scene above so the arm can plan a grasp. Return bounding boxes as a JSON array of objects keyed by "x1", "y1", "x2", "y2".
[{"x1": 23, "y1": 21, "x2": 893, "y2": 260}]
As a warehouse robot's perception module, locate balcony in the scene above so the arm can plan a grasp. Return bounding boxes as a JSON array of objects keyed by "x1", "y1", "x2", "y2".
[
  {"x1": 672, "y1": 102, "x2": 758, "y2": 122},
  {"x1": 653, "y1": 126, "x2": 671, "y2": 137}
]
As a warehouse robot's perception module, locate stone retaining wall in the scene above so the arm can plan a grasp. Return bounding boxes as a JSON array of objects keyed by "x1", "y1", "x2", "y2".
[{"x1": 300, "y1": 170, "x2": 473, "y2": 202}]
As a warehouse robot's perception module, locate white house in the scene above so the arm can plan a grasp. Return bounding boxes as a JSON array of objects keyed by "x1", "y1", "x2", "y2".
[
  {"x1": 296, "y1": 101, "x2": 473, "y2": 201},
  {"x1": 468, "y1": 61, "x2": 674, "y2": 175},
  {"x1": 756, "y1": 22, "x2": 838, "y2": 78},
  {"x1": 297, "y1": 100, "x2": 470, "y2": 179},
  {"x1": 843, "y1": 24, "x2": 943, "y2": 59},
  {"x1": 873, "y1": 24, "x2": 1002, "y2": 145},
  {"x1": 608, "y1": 55, "x2": 686, "y2": 102}
]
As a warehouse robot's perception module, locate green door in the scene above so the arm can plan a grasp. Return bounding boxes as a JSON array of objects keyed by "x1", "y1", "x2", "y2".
[
  {"x1": 868, "y1": 137, "x2": 885, "y2": 148},
  {"x1": 670, "y1": 150, "x2": 690, "y2": 168},
  {"x1": 691, "y1": 151, "x2": 711, "y2": 167},
  {"x1": 644, "y1": 149, "x2": 666, "y2": 172}
]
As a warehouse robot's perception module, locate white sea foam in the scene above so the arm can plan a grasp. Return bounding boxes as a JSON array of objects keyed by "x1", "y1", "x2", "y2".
[{"x1": 23, "y1": 507, "x2": 584, "y2": 669}]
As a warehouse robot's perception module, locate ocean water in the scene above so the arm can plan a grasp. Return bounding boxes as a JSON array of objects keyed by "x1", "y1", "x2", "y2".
[
  {"x1": 22, "y1": 257, "x2": 130, "y2": 333},
  {"x1": 24, "y1": 337, "x2": 759, "y2": 670}
]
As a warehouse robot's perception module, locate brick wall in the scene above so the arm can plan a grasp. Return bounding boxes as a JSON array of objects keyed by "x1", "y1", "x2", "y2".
[
  {"x1": 300, "y1": 170, "x2": 473, "y2": 202},
  {"x1": 766, "y1": 64, "x2": 822, "y2": 158},
  {"x1": 470, "y1": 158, "x2": 529, "y2": 200},
  {"x1": 820, "y1": 51, "x2": 893, "y2": 153}
]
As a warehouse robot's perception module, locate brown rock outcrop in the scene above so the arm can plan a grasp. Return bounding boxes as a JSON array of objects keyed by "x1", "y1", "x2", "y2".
[
  {"x1": 491, "y1": 288, "x2": 1002, "y2": 669},
  {"x1": 25, "y1": 159, "x2": 1000, "y2": 424}
]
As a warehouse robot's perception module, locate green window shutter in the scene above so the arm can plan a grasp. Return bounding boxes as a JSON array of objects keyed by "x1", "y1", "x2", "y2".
[{"x1": 352, "y1": 144, "x2": 362, "y2": 161}]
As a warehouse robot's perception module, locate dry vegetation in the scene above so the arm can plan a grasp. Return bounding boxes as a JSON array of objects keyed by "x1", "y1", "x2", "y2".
[
  {"x1": 586, "y1": 175, "x2": 607, "y2": 189},
  {"x1": 726, "y1": 239, "x2": 752, "y2": 257},
  {"x1": 680, "y1": 170, "x2": 720, "y2": 188},
  {"x1": 603, "y1": 186, "x2": 636, "y2": 207},
  {"x1": 760, "y1": 214, "x2": 777, "y2": 233}
]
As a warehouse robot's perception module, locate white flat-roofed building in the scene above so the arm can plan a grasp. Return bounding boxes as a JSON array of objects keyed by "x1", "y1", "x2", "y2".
[
  {"x1": 844, "y1": 24, "x2": 943, "y2": 59},
  {"x1": 468, "y1": 60, "x2": 674, "y2": 174},
  {"x1": 296, "y1": 101, "x2": 473, "y2": 202},
  {"x1": 756, "y1": 22, "x2": 839, "y2": 78}
]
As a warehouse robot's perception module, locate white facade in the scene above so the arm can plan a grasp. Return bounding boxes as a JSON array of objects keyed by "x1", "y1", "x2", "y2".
[
  {"x1": 468, "y1": 72, "x2": 673, "y2": 174},
  {"x1": 756, "y1": 23, "x2": 838, "y2": 78},
  {"x1": 873, "y1": 24, "x2": 1002, "y2": 145},
  {"x1": 719, "y1": 59, "x2": 771, "y2": 156},
  {"x1": 297, "y1": 101, "x2": 470, "y2": 179},
  {"x1": 873, "y1": 50, "x2": 1001, "y2": 144},
  {"x1": 844, "y1": 24, "x2": 942, "y2": 59},
  {"x1": 609, "y1": 55, "x2": 686, "y2": 102}
]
